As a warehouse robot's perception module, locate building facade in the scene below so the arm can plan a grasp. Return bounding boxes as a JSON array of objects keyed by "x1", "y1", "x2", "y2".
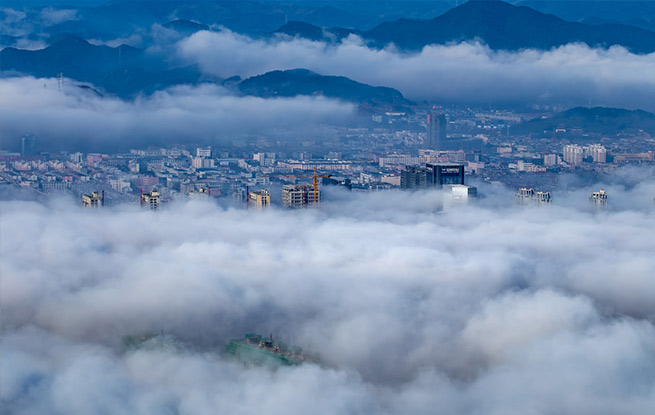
[
  {"x1": 282, "y1": 184, "x2": 318, "y2": 207},
  {"x1": 589, "y1": 189, "x2": 608, "y2": 207},
  {"x1": 515, "y1": 188, "x2": 551, "y2": 205},
  {"x1": 585, "y1": 144, "x2": 607, "y2": 163},
  {"x1": 400, "y1": 165, "x2": 430, "y2": 189},
  {"x1": 427, "y1": 109, "x2": 446, "y2": 150},
  {"x1": 249, "y1": 189, "x2": 271, "y2": 208},
  {"x1": 428, "y1": 163, "x2": 465, "y2": 187},
  {"x1": 82, "y1": 191, "x2": 104, "y2": 207},
  {"x1": 196, "y1": 147, "x2": 212, "y2": 158},
  {"x1": 141, "y1": 189, "x2": 161, "y2": 210},
  {"x1": 563, "y1": 144, "x2": 584, "y2": 165},
  {"x1": 401, "y1": 163, "x2": 465, "y2": 190},
  {"x1": 449, "y1": 184, "x2": 477, "y2": 202}
]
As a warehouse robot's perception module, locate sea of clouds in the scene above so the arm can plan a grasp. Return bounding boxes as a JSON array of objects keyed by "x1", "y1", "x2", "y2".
[{"x1": 2, "y1": 178, "x2": 655, "y2": 414}]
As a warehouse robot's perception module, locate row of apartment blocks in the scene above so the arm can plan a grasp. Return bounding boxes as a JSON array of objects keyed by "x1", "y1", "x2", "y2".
[
  {"x1": 245, "y1": 185, "x2": 322, "y2": 208},
  {"x1": 515, "y1": 188, "x2": 552, "y2": 205},
  {"x1": 82, "y1": 185, "x2": 321, "y2": 210},
  {"x1": 560, "y1": 147, "x2": 653, "y2": 166},
  {"x1": 562, "y1": 144, "x2": 608, "y2": 165},
  {"x1": 506, "y1": 145, "x2": 609, "y2": 171},
  {"x1": 82, "y1": 188, "x2": 163, "y2": 209},
  {"x1": 514, "y1": 188, "x2": 611, "y2": 207}
]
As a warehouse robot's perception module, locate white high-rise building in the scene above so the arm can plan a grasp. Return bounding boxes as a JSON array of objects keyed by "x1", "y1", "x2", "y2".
[
  {"x1": 544, "y1": 154, "x2": 557, "y2": 166},
  {"x1": 192, "y1": 157, "x2": 214, "y2": 169},
  {"x1": 563, "y1": 145, "x2": 584, "y2": 165},
  {"x1": 447, "y1": 184, "x2": 477, "y2": 206},
  {"x1": 196, "y1": 147, "x2": 212, "y2": 158},
  {"x1": 585, "y1": 144, "x2": 607, "y2": 163}
]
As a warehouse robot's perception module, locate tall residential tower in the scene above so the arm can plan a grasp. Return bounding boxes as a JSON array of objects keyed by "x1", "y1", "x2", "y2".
[{"x1": 427, "y1": 108, "x2": 446, "y2": 150}]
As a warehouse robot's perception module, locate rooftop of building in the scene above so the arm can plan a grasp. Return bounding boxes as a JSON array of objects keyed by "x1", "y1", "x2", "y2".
[{"x1": 226, "y1": 333, "x2": 320, "y2": 366}]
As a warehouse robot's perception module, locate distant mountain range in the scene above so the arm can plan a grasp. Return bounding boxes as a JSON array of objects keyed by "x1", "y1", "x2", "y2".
[
  {"x1": 520, "y1": 1, "x2": 655, "y2": 32},
  {"x1": 4, "y1": 1, "x2": 654, "y2": 53},
  {"x1": 513, "y1": 107, "x2": 655, "y2": 136},
  {"x1": 162, "y1": 20, "x2": 210, "y2": 34},
  {"x1": 4, "y1": 0, "x2": 655, "y2": 109},
  {"x1": 237, "y1": 69, "x2": 411, "y2": 113},
  {"x1": 1, "y1": 35, "x2": 409, "y2": 111},
  {"x1": 0, "y1": 35, "x2": 209, "y2": 97},
  {"x1": 276, "y1": 0, "x2": 655, "y2": 53},
  {"x1": 0, "y1": 0, "x2": 451, "y2": 42}
]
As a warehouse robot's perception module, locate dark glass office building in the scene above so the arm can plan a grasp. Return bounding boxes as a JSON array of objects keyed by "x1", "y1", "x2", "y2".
[
  {"x1": 427, "y1": 163, "x2": 465, "y2": 187},
  {"x1": 401, "y1": 163, "x2": 465, "y2": 189}
]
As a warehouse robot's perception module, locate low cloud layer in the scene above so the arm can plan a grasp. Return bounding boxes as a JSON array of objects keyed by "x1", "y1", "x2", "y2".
[
  {"x1": 39, "y1": 7, "x2": 78, "y2": 27},
  {"x1": 1, "y1": 76, "x2": 356, "y2": 151},
  {"x1": 2, "y1": 178, "x2": 655, "y2": 414},
  {"x1": 179, "y1": 30, "x2": 655, "y2": 110},
  {"x1": 0, "y1": 6, "x2": 78, "y2": 37}
]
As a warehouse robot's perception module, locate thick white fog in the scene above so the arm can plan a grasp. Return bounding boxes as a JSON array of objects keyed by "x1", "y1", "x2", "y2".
[
  {"x1": 2, "y1": 179, "x2": 655, "y2": 414},
  {"x1": 0, "y1": 77, "x2": 356, "y2": 149},
  {"x1": 179, "y1": 29, "x2": 655, "y2": 110}
]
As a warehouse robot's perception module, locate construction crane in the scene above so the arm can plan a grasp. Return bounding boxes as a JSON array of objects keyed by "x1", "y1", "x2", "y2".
[{"x1": 266, "y1": 167, "x2": 332, "y2": 204}]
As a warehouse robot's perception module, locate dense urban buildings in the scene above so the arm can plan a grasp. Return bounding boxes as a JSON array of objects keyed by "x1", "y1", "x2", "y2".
[{"x1": 2, "y1": 106, "x2": 654, "y2": 208}]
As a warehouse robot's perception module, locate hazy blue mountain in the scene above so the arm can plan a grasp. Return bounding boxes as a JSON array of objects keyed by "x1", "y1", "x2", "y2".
[
  {"x1": 274, "y1": 21, "x2": 327, "y2": 41},
  {"x1": 512, "y1": 107, "x2": 655, "y2": 136},
  {"x1": 0, "y1": 35, "x2": 209, "y2": 97},
  {"x1": 162, "y1": 20, "x2": 210, "y2": 34},
  {"x1": 275, "y1": 0, "x2": 655, "y2": 53},
  {"x1": 2, "y1": 34, "x2": 146, "y2": 75},
  {"x1": 1, "y1": 34, "x2": 20, "y2": 45},
  {"x1": 274, "y1": 21, "x2": 355, "y2": 42},
  {"x1": 520, "y1": 1, "x2": 655, "y2": 32},
  {"x1": 9, "y1": 1, "x2": 654, "y2": 50},
  {"x1": 238, "y1": 69, "x2": 412, "y2": 113},
  {"x1": 1, "y1": 33, "x2": 410, "y2": 109},
  {"x1": 6, "y1": 1, "x2": 452, "y2": 43}
]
